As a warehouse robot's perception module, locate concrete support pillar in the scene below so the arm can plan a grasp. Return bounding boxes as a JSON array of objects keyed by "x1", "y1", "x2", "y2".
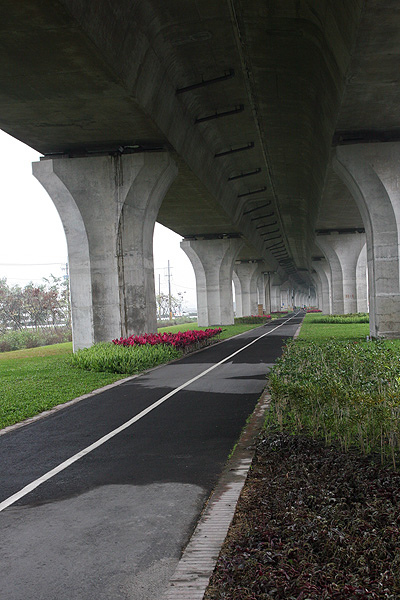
[
  {"x1": 335, "y1": 143, "x2": 400, "y2": 337},
  {"x1": 312, "y1": 263, "x2": 331, "y2": 313},
  {"x1": 33, "y1": 153, "x2": 177, "y2": 350},
  {"x1": 263, "y1": 272, "x2": 272, "y2": 314},
  {"x1": 317, "y1": 233, "x2": 366, "y2": 314},
  {"x1": 311, "y1": 276, "x2": 323, "y2": 309},
  {"x1": 356, "y1": 243, "x2": 368, "y2": 313},
  {"x1": 271, "y1": 284, "x2": 281, "y2": 312},
  {"x1": 232, "y1": 271, "x2": 243, "y2": 317},
  {"x1": 233, "y1": 262, "x2": 259, "y2": 317},
  {"x1": 317, "y1": 237, "x2": 344, "y2": 313},
  {"x1": 256, "y1": 272, "x2": 266, "y2": 311},
  {"x1": 181, "y1": 238, "x2": 242, "y2": 326},
  {"x1": 280, "y1": 284, "x2": 291, "y2": 311}
]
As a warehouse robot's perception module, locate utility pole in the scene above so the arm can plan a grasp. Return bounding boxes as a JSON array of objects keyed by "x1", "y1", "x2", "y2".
[{"x1": 168, "y1": 260, "x2": 172, "y2": 320}]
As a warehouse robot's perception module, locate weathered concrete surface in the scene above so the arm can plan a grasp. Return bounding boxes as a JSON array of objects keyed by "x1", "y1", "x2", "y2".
[
  {"x1": 356, "y1": 243, "x2": 368, "y2": 313},
  {"x1": 335, "y1": 143, "x2": 400, "y2": 337},
  {"x1": 0, "y1": 0, "x2": 367, "y2": 281},
  {"x1": 317, "y1": 233, "x2": 366, "y2": 314},
  {"x1": 312, "y1": 260, "x2": 332, "y2": 314},
  {"x1": 1, "y1": 1, "x2": 400, "y2": 331},
  {"x1": 33, "y1": 153, "x2": 177, "y2": 349},
  {"x1": 233, "y1": 261, "x2": 259, "y2": 317},
  {"x1": 181, "y1": 238, "x2": 242, "y2": 326}
]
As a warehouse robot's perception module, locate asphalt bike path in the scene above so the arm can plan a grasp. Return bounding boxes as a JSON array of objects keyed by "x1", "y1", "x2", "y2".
[{"x1": 0, "y1": 311, "x2": 303, "y2": 600}]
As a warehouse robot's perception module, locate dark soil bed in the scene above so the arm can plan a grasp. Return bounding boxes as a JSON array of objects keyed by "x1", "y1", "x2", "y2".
[{"x1": 204, "y1": 433, "x2": 400, "y2": 600}]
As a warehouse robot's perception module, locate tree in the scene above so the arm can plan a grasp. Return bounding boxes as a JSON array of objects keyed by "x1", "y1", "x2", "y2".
[
  {"x1": 156, "y1": 293, "x2": 181, "y2": 319},
  {"x1": 0, "y1": 278, "x2": 24, "y2": 331},
  {"x1": 0, "y1": 275, "x2": 71, "y2": 332}
]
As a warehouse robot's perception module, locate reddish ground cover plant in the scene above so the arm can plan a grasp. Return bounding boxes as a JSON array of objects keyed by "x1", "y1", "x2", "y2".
[
  {"x1": 204, "y1": 433, "x2": 400, "y2": 600},
  {"x1": 112, "y1": 328, "x2": 222, "y2": 349}
]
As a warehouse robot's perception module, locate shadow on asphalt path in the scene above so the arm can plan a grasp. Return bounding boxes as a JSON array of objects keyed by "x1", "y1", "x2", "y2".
[{"x1": 0, "y1": 312, "x2": 304, "y2": 600}]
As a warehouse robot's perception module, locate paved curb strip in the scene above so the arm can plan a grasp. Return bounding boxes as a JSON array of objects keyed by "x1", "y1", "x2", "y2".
[{"x1": 163, "y1": 389, "x2": 271, "y2": 600}]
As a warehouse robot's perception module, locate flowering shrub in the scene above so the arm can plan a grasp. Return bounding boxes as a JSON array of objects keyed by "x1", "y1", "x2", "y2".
[
  {"x1": 306, "y1": 308, "x2": 322, "y2": 313},
  {"x1": 112, "y1": 328, "x2": 222, "y2": 349}
]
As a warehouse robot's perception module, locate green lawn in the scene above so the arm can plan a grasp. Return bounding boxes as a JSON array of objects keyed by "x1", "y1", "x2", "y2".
[
  {"x1": 0, "y1": 343, "x2": 125, "y2": 430},
  {"x1": 0, "y1": 322, "x2": 266, "y2": 430},
  {"x1": 298, "y1": 314, "x2": 370, "y2": 341}
]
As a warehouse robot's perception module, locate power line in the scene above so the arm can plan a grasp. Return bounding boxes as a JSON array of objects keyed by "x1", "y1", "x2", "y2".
[{"x1": 172, "y1": 281, "x2": 196, "y2": 291}]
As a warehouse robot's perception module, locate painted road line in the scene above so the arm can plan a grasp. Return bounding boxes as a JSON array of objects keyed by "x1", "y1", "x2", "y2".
[{"x1": 0, "y1": 313, "x2": 299, "y2": 513}]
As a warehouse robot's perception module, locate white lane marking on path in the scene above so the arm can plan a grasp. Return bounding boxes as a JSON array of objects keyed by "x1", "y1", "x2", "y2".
[{"x1": 0, "y1": 313, "x2": 300, "y2": 513}]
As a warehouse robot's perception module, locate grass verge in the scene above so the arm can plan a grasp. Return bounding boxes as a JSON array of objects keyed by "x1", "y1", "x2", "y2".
[
  {"x1": 297, "y1": 313, "x2": 369, "y2": 341},
  {"x1": 305, "y1": 312, "x2": 369, "y2": 324}
]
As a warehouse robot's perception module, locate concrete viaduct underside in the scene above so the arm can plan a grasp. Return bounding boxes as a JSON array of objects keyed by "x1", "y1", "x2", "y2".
[{"x1": 1, "y1": 1, "x2": 400, "y2": 347}]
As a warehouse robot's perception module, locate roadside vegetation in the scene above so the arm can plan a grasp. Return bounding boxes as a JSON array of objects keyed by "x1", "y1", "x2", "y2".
[
  {"x1": 0, "y1": 320, "x2": 268, "y2": 430},
  {"x1": 268, "y1": 338, "x2": 400, "y2": 467},
  {"x1": 205, "y1": 312, "x2": 400, "y2": 600},
  {"x1": 305, "y1": 312, "x2": 369, "y2": 324},
  {"x1": 158, "y1": 322, "x2": 266, "y2": 338},
  {"x1": 234, "y1": 315, "x2": 271, "y2": 324},
  {"x1": 0, "y1": 276, "x2": 71, "y2": 352},
  {"x1": 298, "y1": 314, "x2": 369, "y2": 342}
]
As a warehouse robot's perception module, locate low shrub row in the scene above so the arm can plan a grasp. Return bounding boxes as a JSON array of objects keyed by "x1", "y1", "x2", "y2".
[
  {"x1": 234, "y1": 315, "x2": 271, "y2": 324},
  {"x1": 0, "y1": 327, "x2": 72, "y2": 352},
  {"x1": 307, "y1": 312, "x2": 369, "y2": 324},
  {"x1": 70, "y1": 342, "x2": 182, "y2": 375},
  {"x1": 268, "y1": 339, "x2": 400, "y2": 468},
  {"x1": 73, "y1": 328, "x2": 223, "y2": 374},
  {"x1": 156, "y1": 316, "x2": 196, "y2": 328}
]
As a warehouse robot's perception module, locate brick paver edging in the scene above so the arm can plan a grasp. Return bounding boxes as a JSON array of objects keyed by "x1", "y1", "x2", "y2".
[{"x1": 163, "y1": 388, "x2": 271, "y2": 600}]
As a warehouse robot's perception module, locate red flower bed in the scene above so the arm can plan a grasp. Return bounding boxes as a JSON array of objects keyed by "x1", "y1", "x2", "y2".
[
  {"x1": 112, "y1": 328, "x2": 222, "y2": 349},
  {"x1": 306, "y1": 308, "x2": 322, "y2": 313}
]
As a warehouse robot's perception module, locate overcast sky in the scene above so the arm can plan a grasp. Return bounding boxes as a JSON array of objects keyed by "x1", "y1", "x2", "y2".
[{"x1": 0, "y1": 130, "x2": 197, "y2": 310}]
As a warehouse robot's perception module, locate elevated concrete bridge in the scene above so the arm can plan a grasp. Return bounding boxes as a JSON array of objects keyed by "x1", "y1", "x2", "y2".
[{"x1": 1, "y1": 1, "x2": 399, "y2": 347}]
